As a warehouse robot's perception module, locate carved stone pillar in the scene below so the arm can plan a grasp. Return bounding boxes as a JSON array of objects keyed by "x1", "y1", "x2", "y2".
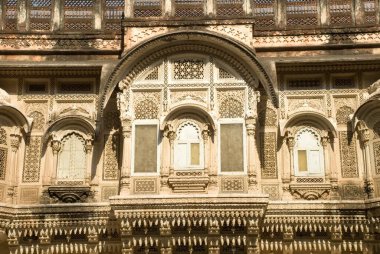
[
  {"x1": 202, "y1": 126, "x2": 211, "y2": 175},
  {"x1": 206, "y1": 0, "x2": 214, "y2": 15},
  {"x1": 321, "y1": 135, "x2": 331, "y2": 180},
  {"x1": 167, "y1": 130, "x2": 176, "y2": 175},
  {"x1": 7, "y1": 133, "x2": 21, "y2": 203},
  {"x1": 50, "y1": 138, "x2": 61, "y2": 184},
  {"x1": 120, "y1": 120, "x2": 132, "y2": 195},
  {"x1": 164, "y1": 0, "x2": 172, "y2": 16},
  {"x1": 359, "y1": 128, "x2": 374, "y2": 199},
  {"x1": 246, "y1": 118, "x2": 258, "y2": 193},
  {"x1": 283, "y1": 132, "x2": 294, "y2": 199},
  {"x1": 94, "y1": 0, "x2": 102, "y2": 30},
  {"x1": 18, "y1": 0, "x2": 27, "y2": 31},
  {"x1": 85, "y1": 136, "x2": 94, "y2": 185}
]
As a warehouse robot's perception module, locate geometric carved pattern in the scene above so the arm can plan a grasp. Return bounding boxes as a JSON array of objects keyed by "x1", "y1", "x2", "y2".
[
  {"x1": 218, "y1": 67, "x2": 234, "y2": 79},
  {"x1": 342, "y1": 184, "x2": 363, "y2": 200},
  {"x1": 134, "y1": 99, "x2": 158, "y2": 119},
  {"x1": 23, "y1": 136, "x2": 42, "y2": 182},
  {"x1": 0, "y1": 128, "x2": 7, "y2": 145},
  {"x1": 29, "y1": 0, "x2": 53, "y2": 31},
  {"x1": 134, "y1": 178, "x2": 157, "y2": 194},
  {"x1": 286, "y1": 0, "x2": 318, "y2": 27},
  {"x1": 373, "y1": 141, "x2": 380, "y2": 175},
  {"x1": 64, "y1": 0, "x2": 95, "y2": 31},
  {"x1": 260, "y1": 132, "x2": 277, "y2": 179},
  {"x1": 103, "y1": 134, "x2": 119, "y2": 180},
  {"x1": 101, "y1": 186, "x2": 118, "y2": 201},
  {"x1": 221, "y1": 177, "x2": 245, "y2": 192},
  {"x1": 219, "y1": 97, "x2": 244, "y2": 118},
  {"x1": 174, "y1": 0, "x2": 204, "y2": 17},
  {"x1": 145, "y1": 67, "x2": 159, "y2": 80},
  {"x1": 339, "y1": 131, "x2": 358, "y2": 178},
  {"x1": 173, "y1": 59, "x2": 204, "y2": 80},
  {"x1": 104, "y1": 0, "x2": 124, "y2": 31},
  {"x1": 134, "y1": 0, "x2": 162, "y2": 17},
  {"x1": 29, "y1": 111, "x2": 45, "y2": 131},
  {"x1": 336, "y1": 106, "x2": 354, "y2": 125},
  {"x1": 4, "y1": 0, "x2": 18, "y2": 31},
  {"x1": 0, "y1": 148, "x2": 7, "y2": 180},
  {"x1": 262, "y1": 185, "x2": 279, "y2": 200},
  {"x1": 253, "y1": 0, "x2": 275, "y2": 29},
  {"x1": 216, "y1": 0, "x2": 244, "y2": 17},
  {"x1": 329, "y1": 0, "x2": 353, "y2": 26},
  {"x1": 258, "y1": 108, "x2": 277, "y2": 127}
]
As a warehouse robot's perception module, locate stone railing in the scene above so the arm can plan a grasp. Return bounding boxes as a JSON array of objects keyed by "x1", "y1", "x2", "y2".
[{"x1": 0, "y1": 0, "x2": 378, "y2": 34}]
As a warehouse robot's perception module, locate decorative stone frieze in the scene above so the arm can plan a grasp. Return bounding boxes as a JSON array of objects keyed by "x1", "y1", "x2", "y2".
[{"x1": 48, "y1": 186, "x2": 92, "y2": 203}]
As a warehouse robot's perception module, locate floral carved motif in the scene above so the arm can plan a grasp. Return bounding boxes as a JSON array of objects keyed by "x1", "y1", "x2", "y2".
[
  {"x1": 103, "y1": 134, "x2": 119, "y2": 181},
  {"x1": 260, "y1": 132, "x2": 277, "y2": 179},
  {"x1": 23, "y1": 136, "x2": 42, "y2": 183},
  {"x1": 373, "y1": 141, "x2": 380, "y2": 175},
  {"x1": 0, "y1": 128, "x2": 7, "y2": 145},
  {"x1": 262, "y1": 185, "x2": 279, "y2": 200},
  {"x1": 339, "y1": 131, "x2": 358, "y2": 178},
  {"x1": 0, "y1": 148, "x2": 7, "y2": 180},
  {"x1": 170, "y1": 90, "x2": 207, "y2": 104},
  {"x1": 29, "y1": 111, "x2": 45, "y2": 131},
  {"x1": 258, "y1": 108, "x2": 277, "y2": 127},
  {"x1": 133, "y1": 91, "x2": 160, "y2": 119},
  {"x1": 336, "y1": 106, "x2": 354, "y2": 125},
  {"x1": 218, "y1": 90, "x2": 245, "y2": 118}
]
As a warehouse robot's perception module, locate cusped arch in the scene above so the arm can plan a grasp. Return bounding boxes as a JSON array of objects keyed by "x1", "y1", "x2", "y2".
[
  {"x1": 160, "y1": 104, "x2": 216, "y2": 132},
  {"x1": 281, "y1": 111, "x2": 337, "y2": 137},
  {"x1": 45, "y1": 116, "x2": 96, "y2": 142},
  {"x1": 100, "y1": 30, "x2": 278, "y2": 116},
  {"x1": 0, "y1": 105, "x2": 32, "y2": 133}
]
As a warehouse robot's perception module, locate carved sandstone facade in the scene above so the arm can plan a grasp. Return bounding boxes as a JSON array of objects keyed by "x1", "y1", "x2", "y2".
[{"x1": 0, "y1": 1, "x2": 380, "y2": 253}]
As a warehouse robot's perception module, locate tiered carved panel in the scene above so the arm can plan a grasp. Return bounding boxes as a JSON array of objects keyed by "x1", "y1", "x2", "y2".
[
  {"x1": 329, "y1": 0, "x2": 353, "y2": 26},
  {"x1": 362, "y1": 0, "x2": 377, "y2": 25},
  {"x1": 174, "y1": 0, "x2": 205, "y2": 17},
  {"x1": 216, "y1": 0, "x2": 244, "y2": 17},
  {"x1": 339, "y1": 131, "x2": 358, "y2": 178},
  {"x1": 63, "y1": 0, "x2": 95, "y2": 31},
  {"x1": 260, "y1": 132, "x2": 277, "y2": 179},
  {"x1": 0, "y1": 128, "x2": 8, "y2": 181},
  {"x1": 103, "y1": 133, "x2": 119, "y2": 180},
  {"x1": 133, "y1": 0, "x2": 162, "y2": 17},
  {"x1": 23, "y1": 136, "x2": 42, "y2": 182},
  {"x1": 373, "y1": 141, "x2": 380, "y2": 175},
  {"x1": 3, "y1": 0, "x2": 18, "y2": 31},
  {"x1": 217, "y1": 90, "x2": 245, "y2": 118},
  {"x1": 253, "y1": 0, "x2": 276, "y2": 30},
  {"x1": 286, "y1": 0, "x2": 318, "y2": 28},
  {"x1": 104, "y1": 0, "x2": 124, "y2": 32},
  {"x1": 29, "y1": 0, "x2": 53, "y2": 31}
]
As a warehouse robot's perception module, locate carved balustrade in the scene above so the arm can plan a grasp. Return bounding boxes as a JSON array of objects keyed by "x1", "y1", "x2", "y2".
[{"x1": 0, "y1": 0, "x2": 379, "y2": 34}]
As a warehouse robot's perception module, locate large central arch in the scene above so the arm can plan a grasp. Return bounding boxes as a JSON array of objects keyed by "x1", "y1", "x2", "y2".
[{"x1": 99, "y1": 30, "x2": 278, "y2": 115}]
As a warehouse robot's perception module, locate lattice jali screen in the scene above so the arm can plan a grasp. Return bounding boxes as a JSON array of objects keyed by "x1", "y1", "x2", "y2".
[
  {"x1": 3, "y1": 0, "x2": 18, "y2": 31},
  {"x1": 134, "y1": 0, "x2": 162, "y2": 17},
  {"x1": 253, "y1": 0, "x2": 276, "y2": 30},
  {"x1": 104, "y1": 0, "x2": 124, "y2": 32},
  {"x1": 286, "y1": 0, "x2": 318, "y2": 27},
  {"x1": 216, "y1": 0, "x2": 244, "y2": 17},
  {"x1": 174, "y1": 0, "x2": 205, "y2": 17},
  {"x1": 362, "y1": 0, "x2": 377, "y2": 25},
  {"x1": 29, "y1": 0, "x2": 53, "y2": 31},
  {"x1": 64, "y1": 0, "x2": 95, "y2": 31},
  {"x1": 329, "y1": 0, "x2": 353, "y2": 26}
]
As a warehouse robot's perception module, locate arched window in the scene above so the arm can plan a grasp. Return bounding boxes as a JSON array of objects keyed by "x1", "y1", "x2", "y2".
[
  {"x1": 175, "y1": 122, "x2": 203, "y2": 170},
  {"x1": 57, "y1": 133, "x2": 86, "y2": 181},
  {"x1": 294, "y1": 128, "x2": 324, "y2": 176},
  {"x1": 0, "y1": 127, "x2": 8, "y2": 180}
]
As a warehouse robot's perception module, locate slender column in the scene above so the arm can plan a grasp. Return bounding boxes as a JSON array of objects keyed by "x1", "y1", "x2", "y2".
[
  {"x1": 244, "y1": 0, "x2": 252, "y2": 15},
  {"x1": 354, "y1": 0, "x2": 364, "y2": 25},
  {"x1": 359, "y1": 128, "x2": 375, "y2": 199},
  {"x1": 120, "y1": 120, "x2": 132, "y2": 195},
  {"x1": 9, "y1": 133, "x2": 21, "y2": 186},
  {"x1": 319, "y1": 0, "x2": 328, "y2": 26},
  {"x1": 206, "y1": 0, "x2": 214, "y2": 16},
  {"x1": 94, "y1": 0, "x2": 102, "y2": 30},
  {"x1": 286, "y1": 134, "x2": 295, "y2": 182},
  {"x1": 85, "y1": 136, "x2": 94, "y2": 184},
  {"x1": 168, "y1": 130, "x2": 176, "y2": 175},
  {"x1": 52, "y1": 0, "x2": 61, "y2": 31},
  {"x1": 246, "y1": 118, "x2": 257, "y2": 193},
  {"x1": 125, "y1": 0, "x2": 133, "y2": 17},
  {"x1": 283, "y1": 132, "x2": 294, "y2": 200},
  {"x1": 164, "y1": 0, "x2": 172, "y2": 16},
  {"x1": 202, "y1": 126, "x2": 211, "y2": 175},
  {"x1": 18, "y1": 0, "x2": 27, "y2": 31},
  {"x1": 321, "y1": 135, "x2": 331, "y2": 180},
  {"x1": 50, "y1": 138, "x2": 61, "y2": 184},
  {"x1": 276, "y1": 0, "x2": 287, "y2": 29}
]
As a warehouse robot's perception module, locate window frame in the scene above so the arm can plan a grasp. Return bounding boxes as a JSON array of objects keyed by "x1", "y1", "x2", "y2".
[
  {"x1": 131, "y1": 119, "x2": 160, "y2": 176},
  {"x1": 218, "y1": 119, "x2": 247, "y2": 175},
  {"x1": 293, "y1": 128, "x2": 324, "y2": 177},
  {"x1": 174, "y1": 120, "x2": 204, "y2": 171},
  {"x1": 56, "y1": 132, "x2": 87, "y2": 183}
]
